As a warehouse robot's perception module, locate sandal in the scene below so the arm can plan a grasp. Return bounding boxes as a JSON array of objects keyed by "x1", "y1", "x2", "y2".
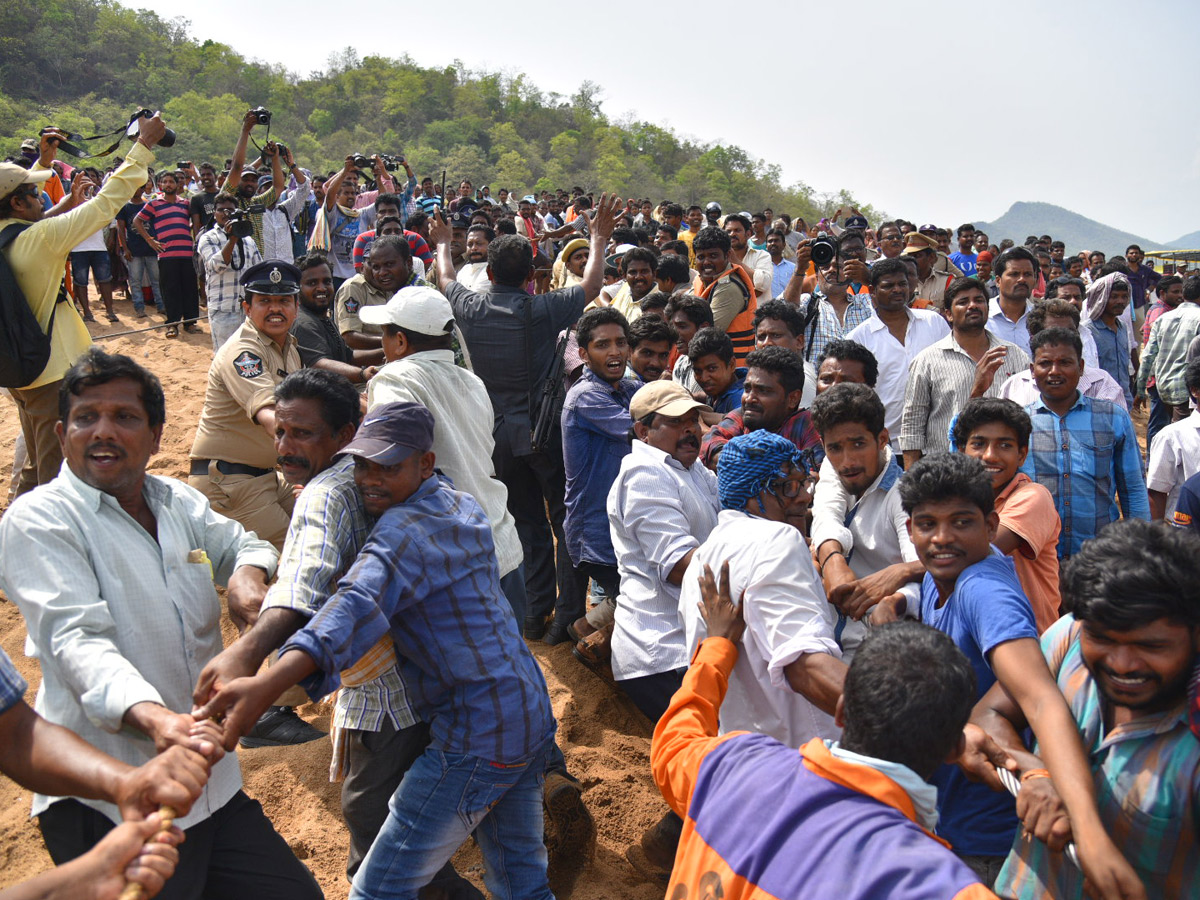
[
  {"x1": 165, "y1": 325, "x2": 179, "y2": 338},
  {"x1": 572, "y1": 631, "x2": 614, "y2": 682},
  {"x1": 106, "y1": 313, "x2": 119, "y2": 322}
]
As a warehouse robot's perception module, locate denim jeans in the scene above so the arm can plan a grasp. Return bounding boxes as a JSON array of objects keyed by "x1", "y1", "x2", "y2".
[
  {"x1": 210, "y1": 309, "x2": 245, "y2": 350},
  {"x1": 126, "y1": 254, "x2": 163, "y2": 312},
  {"x1": 350, "y1": 741, "x2": 554, "y2": 900}
]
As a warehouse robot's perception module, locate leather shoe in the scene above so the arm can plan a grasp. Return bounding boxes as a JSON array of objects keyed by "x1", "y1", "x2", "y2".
[
  {"x1": 542, "y1": 622, "x2": 572, "y2": 646},
  {"x1": 239, "y1": 706, "x2": 326, "y2": 749}
]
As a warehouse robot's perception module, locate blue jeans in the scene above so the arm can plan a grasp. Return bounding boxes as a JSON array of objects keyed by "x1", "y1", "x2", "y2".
[
  {"x1": 351, "y1": 741, "x2": 554, "y2": 900},
  {"x1": 210, "y1": 309, "x2": 245, "y2": 350},
  {"x1": 126, "y1": 255, "x2": 163, "y2": 312}
]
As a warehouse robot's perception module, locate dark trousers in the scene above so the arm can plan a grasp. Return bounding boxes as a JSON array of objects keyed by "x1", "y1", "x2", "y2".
[
  {"x1": 39, "y1": 792, "x2": 322, "y2": 900},
  {"x1": 342, "y1": 719, "x2": 479, "y2": 898},
  {"x1": 493, "y1": 429, "x2": 586, "y2": 625},
  {"x1": 617, "y1": 667, "x2": 687, "y2": 725},
  {"x1": 576, "y1": 561, "x2": 620, "y2": 596},
  {"x1": 159, "y1": 256, "x2": 200, "y2": 325}
]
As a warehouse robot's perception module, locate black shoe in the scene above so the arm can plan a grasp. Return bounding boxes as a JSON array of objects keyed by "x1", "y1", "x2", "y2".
[
  {"x1": 542, "y1": 622, "x2": 572, "y2": 646},
  {"x1": 239, "y1": 706, "x2": 326, "y2": 749},
  {"x1": 523, "y1": 615, "x2": 548, "y2": 640},
  {"x1": 544, "y1": 771, "x2": 594, "y2": 894}
]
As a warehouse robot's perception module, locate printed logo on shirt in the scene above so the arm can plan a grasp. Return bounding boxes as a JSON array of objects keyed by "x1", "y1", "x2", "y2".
[
  {"x1": 344, "y1": 298, "x2": 360, "y2": 315},
  {"x1": 1174, "y1": 510, "x2": 1193, "y2": 526},
  {"x1": 233, "y1": 351, "x2": 265, "y2": 379}
]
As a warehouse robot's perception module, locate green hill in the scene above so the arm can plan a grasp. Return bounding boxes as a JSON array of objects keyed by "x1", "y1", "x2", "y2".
[
  {"x1": 974, "y1": 201, "x2": 1164, "y2": 258},
  {"x1": 0, "y1": 0, "x2": 879, "y2": 225}
]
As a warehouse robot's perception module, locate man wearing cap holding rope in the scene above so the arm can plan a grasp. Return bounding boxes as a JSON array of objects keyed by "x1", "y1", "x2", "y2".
[{"x1": 1, "y1": 115, "x2": 168, "y2": 497}]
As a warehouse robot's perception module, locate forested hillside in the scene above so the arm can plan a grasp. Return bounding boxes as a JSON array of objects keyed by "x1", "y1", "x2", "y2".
[{"x1": 0, "y1": 0, "x2": 880, "y2": 222}]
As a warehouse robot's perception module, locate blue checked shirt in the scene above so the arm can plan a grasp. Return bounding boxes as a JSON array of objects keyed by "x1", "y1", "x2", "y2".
[
  {"x1": 802, "y1": 289, "x2": 874, "y2": 364},
  {"x1": 0, "y1": 646, "x2": 27, "y2": 715},
  {"x1": 1021, "y1": 392, "x2": 1149, "y2": 557},
  {"x1": 263, "y1": 456, "x2": 413, "y2": 733},
  {"x1": 284, "y1": 474, "x2": 556, "y2": 763}
]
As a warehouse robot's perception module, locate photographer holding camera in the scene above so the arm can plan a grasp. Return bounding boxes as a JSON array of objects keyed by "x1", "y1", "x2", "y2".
[
  {"x1": 219, "y1": 108, "x2": 285, "y2": 251},
  {"x1": 257, "y1": 141, "x2": 309, "y2": 263},
  {"x1": 1, "y1": 112, "x2": 167, "y2": 496},
  {"x1": 198, "y1": 193, "x2": 263, "y2": 350}
]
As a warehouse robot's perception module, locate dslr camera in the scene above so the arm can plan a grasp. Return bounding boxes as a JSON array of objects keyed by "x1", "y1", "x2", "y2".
[
  {"x1": 352, "y1": 154, "x2": 373, "y2": 170},
  {"x1": 809, "y1": 231, "x2": 837, "y2": 269},
  {"x1": 249, "y1": 107, "x2": 272, "y2": 125},
  {"x1": 128, "y1": 109, "x2": 176, "y2": 148}
]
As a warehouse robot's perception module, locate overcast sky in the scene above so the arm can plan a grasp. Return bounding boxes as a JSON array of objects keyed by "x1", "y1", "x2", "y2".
[{"x1": 136, "y1": 0, "x2": 1199, "y2": 244}]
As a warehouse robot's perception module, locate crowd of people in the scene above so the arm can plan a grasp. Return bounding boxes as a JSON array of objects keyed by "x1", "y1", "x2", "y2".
[{"x1": 0, "y1": 108, "x2": 1197, "y2": 900}]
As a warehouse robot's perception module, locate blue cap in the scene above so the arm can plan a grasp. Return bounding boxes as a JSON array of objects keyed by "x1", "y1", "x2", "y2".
[
  {"x1": 338, "y1": 401, "x2": 435, "y2": 466},
  {"x1": 240, "y1": 259, "x2": 301, "y2": 296}
]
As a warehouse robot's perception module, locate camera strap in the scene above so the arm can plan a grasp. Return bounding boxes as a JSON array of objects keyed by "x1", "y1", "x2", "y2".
[{"x1": 45, "y1": 112, "x2": 149, "y2": 160}]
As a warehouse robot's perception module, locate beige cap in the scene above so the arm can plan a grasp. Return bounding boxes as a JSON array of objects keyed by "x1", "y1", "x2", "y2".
[
  {"x1": 901, "y1": 232, "x2": 939, "y2": 255},
  {"x1": 630, "y1": 380, "x2": 714, "y2": 422},
  {"x1": 0, "y1": 163, "x2": 52, "y2": 202}
]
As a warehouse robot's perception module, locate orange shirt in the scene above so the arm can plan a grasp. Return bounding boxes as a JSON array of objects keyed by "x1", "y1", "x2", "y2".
[{"x1": 995, "y1": 473, "x2": 1062, "y2": 633}]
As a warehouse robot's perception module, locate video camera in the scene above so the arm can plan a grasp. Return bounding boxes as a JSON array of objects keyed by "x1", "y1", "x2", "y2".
[{"x1": 225, "y1": 204, "x2": 264, "y2": 239}]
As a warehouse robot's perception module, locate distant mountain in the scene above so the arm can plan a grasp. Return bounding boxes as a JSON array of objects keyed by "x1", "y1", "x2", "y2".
[
  {"x1": 974, "y1": 202, "x2": 1163, "y2": 257},
  {"x1": 1168, "y1": 230, "x2": 1200, "y2": 249}
]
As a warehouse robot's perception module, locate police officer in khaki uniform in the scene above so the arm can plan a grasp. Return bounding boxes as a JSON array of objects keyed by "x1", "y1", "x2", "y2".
[{"x1": 189, "y1": 259, "x2": 303, "y2": 551}]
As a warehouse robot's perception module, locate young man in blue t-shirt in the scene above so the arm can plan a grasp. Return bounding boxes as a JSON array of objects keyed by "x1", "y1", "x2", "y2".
[{"x1": 886, "y1": 453, "x2": 1145, "y2": 897}]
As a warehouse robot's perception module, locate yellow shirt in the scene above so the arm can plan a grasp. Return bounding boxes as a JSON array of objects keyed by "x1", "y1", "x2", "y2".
[
  {"x1": 0, "y1": 142, "x2": 154, "y2": 388},
  {"x1": 190, "y1": 317, "x2": 301, "y2": 468}
]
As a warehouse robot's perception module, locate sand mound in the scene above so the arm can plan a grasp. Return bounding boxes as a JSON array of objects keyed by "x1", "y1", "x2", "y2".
[{"x1": 0, "y1": 304, "x2": 667, "y2": 899}]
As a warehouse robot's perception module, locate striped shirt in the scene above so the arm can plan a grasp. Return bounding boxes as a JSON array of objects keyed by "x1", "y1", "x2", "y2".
[
  {"x1": 0, "y1": 646, "x2": 27, "y2": 714},
  {"x1": 263, "y1": 456, "x2": 414, "y2": 735},
  {"x1": 901, "y1": 333, "x2": 1029, "y2": 455},
  {"x1": 135, "y1": 197, "x2": 194, "y2": 258},
  {"x1": 1020, "y1": 392, "x2": 1149, "y2": 557},
  {"x1": 1137, "y1": 301, "x2": 1200, "y2": 405},
  {"x1": 995, "y1": 616, "x2": 1200, "y2": 900},
  {"x1": 284, "y1": 474, "x2": 555, "y2": 763},
  {"x1": 701, "y1": 407, "x2": 823, "y2": 471},
  {"x1": 608, "y1": 439, "x2": 720, "y2": 681},
  {"x1": 351, "y1": 228, "x2": 433, "y2": 272}
]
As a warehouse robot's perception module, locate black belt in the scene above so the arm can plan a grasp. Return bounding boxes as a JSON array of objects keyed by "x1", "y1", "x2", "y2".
[{"x1": 190, "y1": 459, "x2": 272, "y2": 478}]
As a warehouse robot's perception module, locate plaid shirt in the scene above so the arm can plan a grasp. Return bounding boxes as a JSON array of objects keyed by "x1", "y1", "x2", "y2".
[
  {"x1": 197, "y1": 227, "x2": 262, "y2": 314},
  {"x1": 284, "y1": 474, "x2": 555, "y2": 763},
  {"x1": 802, "y1": 289, "x2": 874, "y2": 364},
  {"x1": 995, "y1": 616, "x2": 1200, "y2": 900},
  {"x1": 0, "y1": 647, "x2": 27, "y2": 715},
  {"x1": 1137, "y1": 301, "x2": 1200, "y2": 405},
  {"x1": 1020, "y1": 392, "x2": 1149, "y2": 558},
  {"x1": 263, "y1": 457, "x2": 414, "y2": 734},
  {"x1": 701, "y1": 407, "x2": 823, "y2": 471}
]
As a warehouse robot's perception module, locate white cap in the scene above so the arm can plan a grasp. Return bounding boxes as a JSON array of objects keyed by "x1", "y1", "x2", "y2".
[
  {"x1": 359, "y1": 285, "x2": 455, "y2": 336},
  {"x1": 0, "y1": 163, "x2": 52, "y2": 201}
]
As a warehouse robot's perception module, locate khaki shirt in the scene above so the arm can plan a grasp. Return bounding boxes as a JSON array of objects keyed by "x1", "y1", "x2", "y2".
[
  {"x1": 334, "y1": 274, "x2": 390, "y2": 336},
  {"x1": 190, "y1": 318, "x2": 301, "y2": 468}
]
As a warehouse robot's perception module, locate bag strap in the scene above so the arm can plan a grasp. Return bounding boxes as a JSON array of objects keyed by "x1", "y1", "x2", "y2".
[{"x1": 523, "y1": 294, "x2": 536, "y2": 414}]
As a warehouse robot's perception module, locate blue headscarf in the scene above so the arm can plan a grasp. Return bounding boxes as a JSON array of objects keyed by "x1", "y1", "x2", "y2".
[{"x1": 717, "y1": 430, "x2": 803, "y2": 512}]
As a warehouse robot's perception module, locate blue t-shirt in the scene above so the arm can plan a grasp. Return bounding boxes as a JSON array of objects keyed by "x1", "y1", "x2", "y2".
[
  {"x1": 948, "y1": 251, "x2": 978, "y2": 277},
  {"x1": 709, "y1": 367, "x2": 748, "y2": 414},
  {"x1": 1172, "y1": 471, "x2": 1200, "y2": 536},
  {"x1": 919, "y1": 550, "x2": 1039, "y2": 856}
]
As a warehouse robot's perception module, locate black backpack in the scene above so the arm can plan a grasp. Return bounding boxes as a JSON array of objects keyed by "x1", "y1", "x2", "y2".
[{"x1": 0, "y1": 222, "x2": 63, "y2": 388}]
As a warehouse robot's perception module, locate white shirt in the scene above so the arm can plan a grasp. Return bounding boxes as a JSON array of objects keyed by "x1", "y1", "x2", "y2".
[
  {"x1": 999, "y1": 367, "x2": 1129, "y2": 411},
  {"x1": 1080, "y1": 325, "x2": 1100, "y2": 369},
  {"x1": 740, "y1": 247, "x2": 774, "y2": 299},
  {"x1": 986, "y1": 297, "x2": 1031, "y2": 356},
  {"x1": 810, "y1": 449, "x2": 917, "y2": 581},
  {"x1": 845, "y1": 308, "x2": 950, "y2": 441},
  {"x1": 455, "y1": 261, "x2": 492, "y2": 292},
  {"x1": 679, "y1": 511, "x2": 841, "y2": 748},
  {"x1": 609, "y1": 440, "x2": 720, "y2": 681},
  {"x1": 368, "y1": 349, "x2": 522, "y2": 576},
  {"x1": 801, "y1": 359, "x2": 818, "y2": 411},
  {"x1": 1146, "y1": 410, "x2": 1200, "y2": 518},
  {"x1": 0, "y1": 465, "x2": 278, "y2": 829},
  {"x1": 259, "y1": 180, "x2": 311, "y2": 262}
]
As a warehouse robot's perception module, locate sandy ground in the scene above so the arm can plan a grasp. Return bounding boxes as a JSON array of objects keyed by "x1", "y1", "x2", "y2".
[{"x1": 0, "y1": 299, "x2": 668, "y2": 899}]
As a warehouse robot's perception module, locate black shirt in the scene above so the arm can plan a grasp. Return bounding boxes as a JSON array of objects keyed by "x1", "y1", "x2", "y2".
[
  {"x1": 291, "y1": 304, "x2": 353, "y2": 368},
  {"x1": 189, "y1": 191, "x2": 219, "y2": 232}
]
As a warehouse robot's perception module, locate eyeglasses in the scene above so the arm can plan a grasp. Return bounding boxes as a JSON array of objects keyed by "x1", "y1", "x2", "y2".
[{"x1": 766, "y1": 475, "x2": 809, "y2": 499}]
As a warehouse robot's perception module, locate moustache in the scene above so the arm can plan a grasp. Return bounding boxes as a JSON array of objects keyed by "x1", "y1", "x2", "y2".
[
  {"x1": 276, "y1": 456, "x2": 310, "y2": 470},
  {"x1": 676, "y1": 435, "x2": 699, "y2": 449}
]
